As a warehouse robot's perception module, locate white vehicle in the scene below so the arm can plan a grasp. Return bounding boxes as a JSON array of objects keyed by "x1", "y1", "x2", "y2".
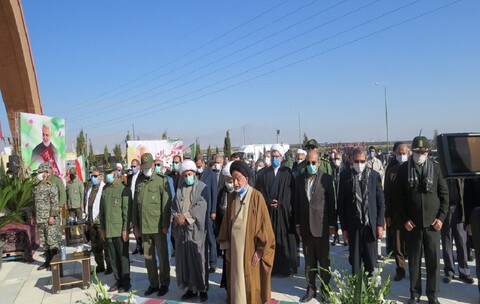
[{"x1": 236, "y1": 143, "x2": 290, "y2": 162}]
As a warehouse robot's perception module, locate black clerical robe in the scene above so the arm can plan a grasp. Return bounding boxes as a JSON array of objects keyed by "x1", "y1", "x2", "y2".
[{"x1": 255, "y1": 166, "x2": 297, "y2": 276}]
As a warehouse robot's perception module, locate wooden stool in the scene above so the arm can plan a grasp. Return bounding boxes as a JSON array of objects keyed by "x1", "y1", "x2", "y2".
[{"x1": 50, "y1": 251, "x2": 91, "y2": 294}]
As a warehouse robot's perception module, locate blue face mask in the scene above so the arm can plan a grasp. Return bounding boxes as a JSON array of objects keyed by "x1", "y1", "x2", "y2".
[
  {"x1": 235, "y1": 186, "x2": 246, "y2": 196},
  {"x1": 106, "y1": 173, "x2": 115, "y2": 184},
  {"x1": 117, "y1": 171, "x2": 122, "y2": 178},
  {"x1": 307, "y1": 164, "x2": 318, "y2": 175},
  {"x1": 155, "y1": 165, "x2": 161, "y2": 174},
  {"x1": 185, "y1": 175, "x2": 195, "y2": 186},
  {"x1": 91, "y1": 176, "x2": 99, "y2": 186},
  {"x1": 272, "y1": 158, "x2": 280, "y2": 168},
  {"x1": 173, "y1": 163, "x2": 180, "y2": 171},
  {"x1": 131, "y1": 167, "x2": 138, "y2": 174}
]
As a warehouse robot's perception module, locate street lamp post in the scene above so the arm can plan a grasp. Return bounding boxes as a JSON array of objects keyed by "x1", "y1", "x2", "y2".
[{"x1": 375, "y1": 83, "x2": 389, "y2": 153}]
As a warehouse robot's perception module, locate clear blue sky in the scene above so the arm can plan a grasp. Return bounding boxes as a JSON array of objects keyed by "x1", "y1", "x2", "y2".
[{"x1": 1, "y1": 0, "x2": 479, "y2": 152}]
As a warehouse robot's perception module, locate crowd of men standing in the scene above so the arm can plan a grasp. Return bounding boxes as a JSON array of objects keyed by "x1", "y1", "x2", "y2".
[{"x1": 30, "y1": 135, "x2": 480, "y2": 304}]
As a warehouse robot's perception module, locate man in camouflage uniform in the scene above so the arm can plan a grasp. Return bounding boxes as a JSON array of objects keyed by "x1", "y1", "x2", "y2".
[
  {"x1": 99, "y1": 160, "x2": 132, "y2": 292},
  {"x1": 67, "y1": 166, "x2": 85, "y2": 221},
  {"x1": 86, "y1": 168, "x2": 112, "y2": 274},
  {"x1": 34, "y1": 163, "x2": 61, "y2": 271}
]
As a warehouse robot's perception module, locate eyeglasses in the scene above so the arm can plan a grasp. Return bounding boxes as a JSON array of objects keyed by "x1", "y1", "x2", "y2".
[
  {"x1": 353, "y1": 160, "x2": 366, "y2": 164},
  {"x1": 130, "y1": 165, "x2": 138, "y2": 168},
  {"x1": 306, "y1": 161, "x2": 316, "y2": 166}
]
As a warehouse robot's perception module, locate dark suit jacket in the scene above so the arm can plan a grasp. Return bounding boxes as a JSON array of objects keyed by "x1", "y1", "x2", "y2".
[
  {"x1": 294, "y1": 171, "x2": 335, "y2": 238},
  {"x1": 397, "y1": 160, "x2": 449, "y2": 228},
  {"x1": 198, "y1": 167, "x2": 218, "y2": 215},
  {"x1": 338, "y1": 168, "x2": 385, "y2": 241}
]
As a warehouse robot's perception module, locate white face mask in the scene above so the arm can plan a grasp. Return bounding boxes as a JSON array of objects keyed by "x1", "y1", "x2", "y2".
[
  {"x1": 264, "y1": 157, "x2": 271, "y2": 166},
  {"x1": 197, "y1": 167, "x2": 204, "y2": 174},
  {"x1": 413, "y1": 153, "x2": 427, "y2": 165},
  {"x1": 143, "y1": 168, "x2": 153, "y2": 178},
  {"x1": 334, "y1": 160, "x2": 342, "y2": 167},
  {"x1": 396, "y1": 154, "x2": 409, "y2": 164},
  {"x1": 225, "y1": 182, "x2": 235, "y2": 193},
  {"x1": 214, "y1": 163, "x2": 222, "y2": 171},
  {"x1": 353, "y1": 163, "x2": 366, "y2": 174},
  {"x1": 36, "y1": 173, "x2": 45, "y2": 181}
]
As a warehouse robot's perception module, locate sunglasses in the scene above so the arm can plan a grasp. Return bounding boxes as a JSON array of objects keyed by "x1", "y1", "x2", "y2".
[
  {"x1": 306, "y1": 161, "x2": 316, "y2": 166},
  {"x1": 353, "y1": 160, "x2": 366, "y2": 164}
]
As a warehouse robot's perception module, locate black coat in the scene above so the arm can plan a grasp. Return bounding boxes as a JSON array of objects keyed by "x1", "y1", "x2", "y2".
[{"x1": 338, "y1": 168, "x2": 385, "y2": 241}]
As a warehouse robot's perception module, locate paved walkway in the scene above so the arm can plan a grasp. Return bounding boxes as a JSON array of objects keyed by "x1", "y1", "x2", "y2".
[{"x1": 0, "y1": 236, "x2": 478, "y2": 303}]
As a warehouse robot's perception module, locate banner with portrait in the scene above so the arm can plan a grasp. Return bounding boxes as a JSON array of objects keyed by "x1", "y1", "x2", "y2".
[
  {"x1": 19, "y1": 113, "x2": 66, "y2": 177},
  {"x1": 126, "y1": 140, "x2": 183, "y2": 168}
]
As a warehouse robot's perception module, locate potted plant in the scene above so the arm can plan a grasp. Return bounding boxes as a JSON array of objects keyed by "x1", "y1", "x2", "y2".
[{"x1": 0, "y1": 174, "x2": 37, "y2": 268}]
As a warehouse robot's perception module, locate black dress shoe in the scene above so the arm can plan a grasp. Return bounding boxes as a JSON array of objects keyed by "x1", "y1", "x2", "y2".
[
  {"x1": 394, "y1": 272, "x2": 405, "y2": 281},
  {"x1": 299, "y1": 290, "x2": 316, "y2": 303},
  {"x1": 158, "y1": 285, "x2": 169, "y2": 296},
  {"x1": 443, "y1": 274, "x2": 453, "y2": 283},
  {"x1": 459, "y1": 274, "x2": 475, "y2": 284},
  {"x1": 199, "y1": 292, "x2": 208, "y2": 302},
  {"x1": 208, "y1": 266, "x2": 216, "y2": 273},
  {"x1": 104, "y1": 268, "x2": 113, "y2": 275},
  {"x1": 468, "y1": 254, "x2": 474, "y2": 262},
  {"x1": 118, "y1": 284, "x2": 131, "y2": 293},
  {"x1": 428, "y1": 298, "x2": 440, "y2": 304},
  {"x1": 108, "y1": 283, "x2": 120, "y2": 292},
  {"x1": 132, "y1": 248, "x2": 139, "y2": 255},
  {"x1": 144, "y1": 286, "x2": 159, "y2": 296},
  {"x1": 407, "y1": 297, "x2": 420, "y2": 304},
  {"x1": 181, "y1": 290, "x2": 197, "y2": 301}
]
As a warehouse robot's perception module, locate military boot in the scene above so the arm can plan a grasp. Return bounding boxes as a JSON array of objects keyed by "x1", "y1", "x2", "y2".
[{"x1": 37, "y1": 249, "x2": 51, "y2": 271}]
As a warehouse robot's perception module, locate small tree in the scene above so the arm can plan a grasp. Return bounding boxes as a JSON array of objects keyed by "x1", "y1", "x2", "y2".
[
  {"x1": 195, "y1": 138, "x2": 202, "y2": 158},
  {"x1": 215, "y1": 146, "x2": 220, "y2": 155},
  {"x1": 103, "y1": 145, "x2": 110, "y2": 165},
  {"x1": 88, "y1": 139, "x2": 95, "y2": 167},
  {"x1": 224, "y1": 130, "x2": 232, "y2": 158},
  {"x1": 162, "y1": 130, "x2": 168, "y2": 140},
  {"x1": 113, "y1": 144, "x2": 123, "y2": 163},
  {"x1": 76, "y1": 129, "x2": 87, "y2": 157},
  {"x1": 207, "y1": 145, "x2": 212, "y2": 162},
  {"x1": 126, "y1": 130, "x2": 131, "y2": 142},
  {"x1": 431, "y1": 129, "x2": 439, "y2": 149}
]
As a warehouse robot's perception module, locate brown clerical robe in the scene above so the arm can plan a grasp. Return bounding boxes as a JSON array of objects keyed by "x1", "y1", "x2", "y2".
[{"x1": 218, "y1": 185, "x2": 275, "y2": 304}]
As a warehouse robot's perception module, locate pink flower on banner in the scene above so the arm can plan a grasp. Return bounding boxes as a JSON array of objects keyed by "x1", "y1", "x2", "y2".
[
  {"x1": 58, "y1": 131, "x2": 62, "y2": 137},
  {"x1": 25, "y1": 143, "x2": 29, "y2": 148},
  {"x1": 29, "y1": 119, "x2": 33, "y2": 124}
]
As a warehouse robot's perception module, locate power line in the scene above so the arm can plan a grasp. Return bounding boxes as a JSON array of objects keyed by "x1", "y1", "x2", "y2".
[
  {"x1": 69, "y1": 0, "x2": 371, "y2": 122},
  {"x1": 54, "y1": 0, "x2": 289, "y2": 115},
  {"x1": 74, "y1": 0, "x2": 392, "y2": 123},
  {"x1": 67, "y1": 0, "x2": 324, "y2": 122},
  {"x1": 82, "y1": 0, "x2": 462, "y2": 131}
]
